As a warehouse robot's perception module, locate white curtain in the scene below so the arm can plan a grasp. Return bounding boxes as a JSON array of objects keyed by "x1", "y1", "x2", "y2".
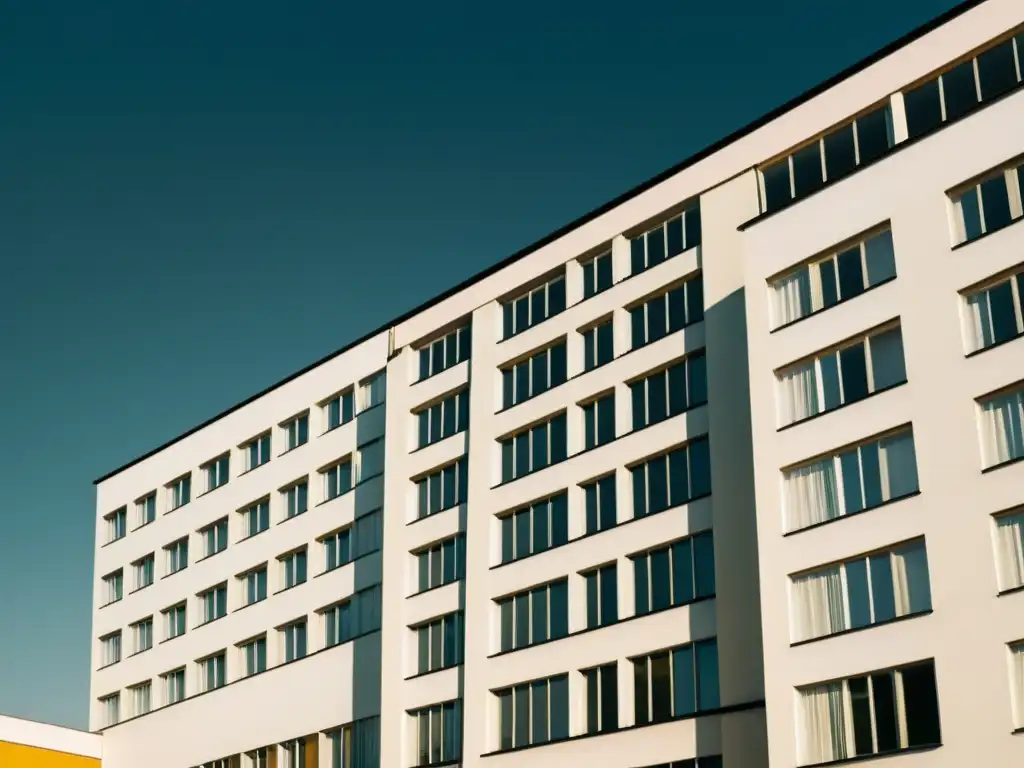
[
  {"x1": 785, "y1": 459, "x2": 839, "y2": 531},
  {"x1": 995, "y1": 514, "x2": 1024, "y2": 592},
  {"x1": 980, "y1": 393, "x2": 1024, "y2": 467},
  {"x1": 779, "y1": 362, "x2": 820, "y2": 425},
  {"x1": 774, "y1": 269, "x2": 813, "y2": 327},
  {"x1": 1011, "y1": 645, "x2": 1024, "y2": 730},
  {"x1": 890, "y1": 550, "x2": 911, "y2": 616},
  {"x1": 964, "y1": 291, "x2": 992, "y2": 353},
  {"x1": 792, "y1": 567, "x2": 847, "y2": 641},
  {"x1": 799, "y1": 683, "x2": 845, "y2": 765}
]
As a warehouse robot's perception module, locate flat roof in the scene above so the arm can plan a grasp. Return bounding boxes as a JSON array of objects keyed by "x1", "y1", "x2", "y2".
[{"x1": 94, "y1": 0, "x2": 985, "y2": 485}]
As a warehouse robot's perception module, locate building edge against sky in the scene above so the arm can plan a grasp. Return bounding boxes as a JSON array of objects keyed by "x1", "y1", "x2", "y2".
[
  {"x1": 86, "y1": 0, "x2": 1024, "y2": 765},
  {"x1": 0, "y1": 714, "x2": 102, "y2": 767}
]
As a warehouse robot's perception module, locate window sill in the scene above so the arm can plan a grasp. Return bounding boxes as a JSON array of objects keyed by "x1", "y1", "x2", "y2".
[
  {"x1": 490, "y1": 494, "x2": 712, "y2": 571},
  {"x1": 99, "y1": 598, "x2": 122, "y2": 610},
  {"x1": 196, "y1": 483, "x2": 228, "y2": 501},
  {"x1": 407, "y1": 501, "x2": 463, "y2": 527},
  {"x1": 965, "y1": 329, "x2": 1024, "y2": 359},
  {"x1": 412, "y1": 760, "x2": 461, "y2": 768},
  {"x1": 237, "y1": 462, "x2": 269, "y2": 479},
  {"x1": 997, "y1": 583, "x2": 1024, "y2": 598},
  {"x1": 479, "y1": 698, "x2": 765, "y2": 758},
  {"x1": 276, "y1": 510, "x2": 309, "y2": 526},
  {"x1": 414, "y1": 358, "x2": 470, "y2": 387},
  {"x1": 314, "y1": 548, "x2": 380, "y2": 580},
  {"x1": 409, "y1": 427, "x2": 468, "y2": 456},
  {"x1": 158, "y1": 632, "x2": 185, "y2": 646},
  {"x1": 777, "y1": 379, "x2": 908, "y2": 433},
  {"x1": 782, "y1": 490, "x2": 920, "y2": 537},
  {"x1": 237, "y1": 526, "x2": 270, "y2": 544},
  {"x1": 233, "y1": 596, "x2": 267, "y2": 614},
  {"x1": 273, "y1": 581, "x2": 306, "y2": 596},
  {"x1": 161, "y1": 566, "x2": 188, "y2": 580},
  {"x1": 951, "y1": 213, "x2": 1024, "y2": 251},
  {"x1": 166, "y1": 501, "x2": 190, "y2": 513},
  {"x1": 790, "y1": 608, "x2": 932, "y2": 647},
  {"x1": 126, "y1": 646, "x2": 151, "y2": 659},
  {"x1": 770, "y1": 275, "x2": 897, "y2": 335},
  {"x1": 129, "y1": 583, "x2": 153, "y2": 596},
  {"x1": 132, "y1": 519, "x2": 155, "y2": 532},
  {"x1": 403, "y1": 661, "x2": 463, "y2": 682},
  {"x1": 497, "y1": 308, "x2": 568, "y2": 346},
  {"x1": 487, "y1": 594, "x2": 716, "y2": 659},
  {"x1": 277, "y1": 441, "x2": 308, "y2": 459},
  {"x1": 195, "y1": 613, "x2": 228, "y2": 630},
  {"x1": 321, "y1": 417, "x2": 355, "y2": 438},
  {"x1": 982, "y1": 453, "x2": 1024, "y2": 475},
  {"x1": 96, "y1": 660, "x2": 120, "y2": 671},
  {"x1": 1013, "y1": 726, "x2": 1024, "y2": 735},
  {"x1": 195, "y1": 548, "x2": 227, "y2": 564},
  {"x1": 408, "y1": 577, "x2": 463, "y2": 599},
  {"x1": 799, "y1": 743, "x2": 941, "y2": 768},
  {"x1": 314, "y1": 470, "x2": 385, "y2": 512},
  {"x1": 101, "y1": 535, "x2": 126, "y2": 549}
]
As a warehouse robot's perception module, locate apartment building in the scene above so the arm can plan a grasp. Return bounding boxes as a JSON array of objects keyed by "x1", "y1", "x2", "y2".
[
  {"x1": 89, "y1": 0, "x2": 1024, "y2": 766},
  {"x1": 0, "y1": 714, "x2": 102, "y2": 767}
]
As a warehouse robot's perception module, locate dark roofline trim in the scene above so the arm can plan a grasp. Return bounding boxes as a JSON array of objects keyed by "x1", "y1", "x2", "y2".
[{"x1": 94, "y1": 0, "x2": 987, "y2": 486}]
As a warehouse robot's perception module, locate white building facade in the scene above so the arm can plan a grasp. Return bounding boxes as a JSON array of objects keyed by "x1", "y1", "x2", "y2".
[{"x1": 90, "y1": 1, "x2": 1024, "y2": 766}]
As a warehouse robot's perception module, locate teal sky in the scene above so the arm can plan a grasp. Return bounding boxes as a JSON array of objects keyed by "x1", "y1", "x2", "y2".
[{"x1": 0, "y1": 0, "x2": 961, "y2": 729}]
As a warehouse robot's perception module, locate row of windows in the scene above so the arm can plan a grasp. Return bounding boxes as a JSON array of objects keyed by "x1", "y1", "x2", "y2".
[
  {"x1": 98, "y1": 588, "x2": 382, "y2": 727},
  {"x1": 101, "y1": 373, "x2": 387, "y2": 544}
]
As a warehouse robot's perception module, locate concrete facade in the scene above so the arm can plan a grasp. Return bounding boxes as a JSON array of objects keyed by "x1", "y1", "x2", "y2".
[
  {"x1": 0, "y1": 715, "x2": 102, "y2": 767},
  {"x1": 88, "y1": 1, "x2": 1024, "y2": 766}
]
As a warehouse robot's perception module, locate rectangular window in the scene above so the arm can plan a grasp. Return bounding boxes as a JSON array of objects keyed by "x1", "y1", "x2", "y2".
[
  {"x1": 416, "y1": 389, "x2": 470, "y2": 448},
  {"x1": 582, "y1": 320, "x2": 614, "y2": 371},
  {"x1": 200, "y1": 517, "x2": 229, "y2": 558},
  {"x1": 240, "y1": 636, "x2": 267, "y2": 677},
  {"x1": 1011, "y1": 643, "x2": 1024, "y2": 729},
  {"x1": 584, "y1": 663, "x2": 619, "y2": 734},
  {"x1": 324, "y1": 510, "x2": 382, "y2": 571},
  {"x1": 963, "y1": 269, "x2": 1024, "y2": 353},
  {"x1": 241, "y1": 566, "x2": 268, "y2": 606},
  {"x1": 791, "y1": 539, "x2": 932, "y2": 642},
  {"x1": 283, "y1": 412, "x2": 309, "y2": 451},
  {"x1": 198, "y1": 584, "x2": 227, "y2": 624},
  {"x1": 631, "y1": 352, "x2": 708, "y2": 430},
  {"x1": 771, "y1": 229, "x2": 897, "y2": 328},
  {"x1": 904, "y1": 36, "x2": 1022, "y2": 141},
  {"x1": 499, "y1": 492, "x2": 569, "y2": 563},
  {"x1": 502, "y1": 274, "x2": 567, "y2": 339},
  {"x1": 324, "y1": 586, "x2": 382, "y2": 647},
  {"x1": 283, "y1": 478, "x2": 310, "y2": 518},
  {"x1": 202, "y1": 453, "x2": 230, "y2": 492},
  {"x1": 634, "y1": 531, "x2": 716, "y2": 616},
  {"x1": 630, "y1": 278, "x2": 704, "y2": 350},
  {"x1": 951, "y1": 161, "x2": 1024, "y2": 245},
  {"x1": 132, "y1": 553, "x2": 154, "y2": 590},
  {"x1": 130, "y1": 682, "x2": 151, "y2": 717},
  {"x1": 416, "y1": 456, "x2": 469, "y2": 519},
  {"x1": 583, "y1": 474, "x2": 617, "y2": 534},
  {"x1": 167, "y1": 474, "x2": 191, "y2": 511},
  {"x1": 163, "y1": 668, "x2": 186, "y2": 705},
  {"x1": 419, "y1": 324, "x2": 472, "y2": 380},
  {"x1": 630, "y1": 205, "x2": 702, "y2": 275},
  {"x1": 135, "y1": 492, "x2": 156, "y2": 528},
  {"x1": 327, "y1": 718, "x2": 381, "y2": 768},
  {"x1": 761, "y1": 104, "x2": 895, "y2": 213},
  {"x1": 497, "y1": 579, "x2": 569, "y2": 652},
  {"x1": 199, "y1": 652, "x2": 226, "y2": 693},
  {"x1": 412, "y1": 700, "x2": 462, "y2": 765},
  {"x1": 502, "y1": 341, "x2": 568, "y2": 408},
  {"x1": 777, "y1": 324, "x2": 907, "y2": 426},
  {"x1": 496, "y1": 674, "x2": 569, "y2": 750},
  {"x1": 582, "y1": 251, "x2": 614, "y2": 298},
  {"x1": 357, "y1": 438, "x2": 385, "y2": 482},
  {"x1": 416, "y1": 535, "x2": 466, "y2": 593},
  {"x1": 784, "y1": 428, "x2": 919, "y2": 532},
  {"x1": 323, "y1": 389, "x2": 355, "y2": 431},
  {"x1": 979, "y1": 385, "x2": 1024, "y2": 468},
  {"x1": 244, "y1": 432, "x2": 272, "y2": 471},
  {"x1": 163, "y1": 603, "x2": 186, "y2": 640},
  {"x1": 416, "y1": 612, "x2": 464, "y2": 674},
  {"x1": 633, "y1": 638, "x2": 719, "y2": 725},
  {"x1": 104, "y1": 507, "x2": 127, "y2": 543},
  {"x1": 241, "y1": 498, "x2": 270, "y2": 538},
  {"x1": 995, "y1": 510, "x2": 1024, "y2": 592},
  {"x1": 631, "y1": 437, "x2": 712, "y2": 519},
  {"x1": 281, "y1": 549, "x2": 308, "y2": 589},
  {"x1": 282, "y1": 620, "x2": 308, "y2": 662},
  {"x1": 130, "y1": 617, "x2": 153, "y2": 654},
  {"x1": 796, "y1": 660, "x2": 940, "y2": 765},
  {"x1": 499, "y1": 411, "x2": 568, "y2": 482},
  {"x1": 99, "y1": 693, "x2": 120, "y2": 727},
  {"x1": 100, "y1": 632, "x2": 121, "y2": 667},
  {"x1": 102, "y1": 570, "x2": 123, "y2": 606},
  {"x1": 582, "y1": 393, "x2": 616, "y2": 450},
  {"x1": 360, "y1": 371, "x2": 387, "y2": 411},
  {"x1": 584, "y1": 564, "x2": 618, "y2": 629},
  {"x1": 323, "y1": 458, "x2": 353, "y2": 501},
  {"x1": 165, "y1": 537, "x2": 188, "y2": 574}
]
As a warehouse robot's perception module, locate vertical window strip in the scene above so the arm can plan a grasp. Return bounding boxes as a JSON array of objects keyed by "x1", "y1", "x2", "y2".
[
  {"x1": 416, "y1": 389, "x2": 470, "y2": 448},
  {"x1": 413, "y1": 700, "x2": 462, "y2": 765},
  {"x1": 502, "y1": 341, "x2": 568, "y2": 408},
  {"x1": 418, "y1": 324, "x2": 473, "y2": 381},
  {"x1": 631, "y1": 438, "x2": 712, "y2": 519},
  {"x1": 584, "y1": 564, "x2": 618, "y2": 628},
  {"x1": 584, "y1": 663, "x2": 619, "y2": 734},
  {"x1": 416, "y1": 534, "x2": 466, "y2": 592},
  {"x1": 582, "y1": 251, "x2": 614, "y2": 299},
  {"x1": 633, "y1": 531, "x2": 716, "y2": 616},
  {"x1": 416, "y1": 612, "x2": 464, "y2": 674},
  {"x1": 630, "y1": 278, "x2": 704, "y2": 350},
  {"x1": 629, "y1": 205, "x2": 702, "y2": 275},
  {"x1": 496, "y1": 674, "x2": 570, "y2": 750},
  {"x1": 416, "y1": 456, "x2": 470, "y2": 519},
  {"x1": 633, "y1": 638, "x2": 720, "y2": 725},
  {"x1": 498, "y1": 579, "x2": 569, "y2": 652},
  {"x1": 499, "y1": 492, "x2": 569, "y2": 563},
  {"x1": 500, "y1": 412, "x2": 568, "y2": 482},
  {"x1": 630, "y1": 353, "x2": 708, "y2": 431},
  {"x1": 502, "y1": 275, "x2": 568, "y2": 339},
  {"x1": 583, "y1": 474, "x2": 617, "y2": 534}
]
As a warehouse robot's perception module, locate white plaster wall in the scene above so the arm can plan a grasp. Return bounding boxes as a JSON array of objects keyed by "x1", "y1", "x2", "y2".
[{"x1": 0, "y1": 715, "x2": 102, "y2": 759}]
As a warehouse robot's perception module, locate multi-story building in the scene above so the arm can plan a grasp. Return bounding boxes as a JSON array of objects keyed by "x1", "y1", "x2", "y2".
[
  {"x1": 0, "y1": 714, "x2": 102, "y2": 767},
  {"x1": 89, "y1": 0, "x2": 1024, "y2": 766}
]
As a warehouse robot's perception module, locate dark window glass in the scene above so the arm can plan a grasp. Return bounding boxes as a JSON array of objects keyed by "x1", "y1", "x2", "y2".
[
  {"x1": 943, "y1": 59, "x2": 979, "y2": 121},
  {"x1": 845, "y1": 558, "x2": 871, "y2": 629},
  {"x1": 550, "y1": 343, "x2": 567, "y2": 386},
  {"x1": 551, "y1": 493, "x2": 569, "y2": 546},
  {"x1": 837, "y1": 246, "x2": 865, "y2": 300},
  {"x1": 515, "y1": 511, "x2": 531, "y2": 561},
  {"x1": 695, "y1": 639, "x2": 720, "y2": 710},
  {"x1": 550, "y1": 414, "x2": 567, "y2": 463},
  {"x1": 860, "y1": 442, "x2": 883, "y2": 508},
  {"x1": 666, "y1": 216, "x2": 684, "y2": 258},
  {"x1": 792, "y1": 142, "x2": 824, "y2": 199},
  {"x1": 902, "y1": 663, "x2": 941, "y2": 747},
  {"x1": 650, "y1": 653, "x2": 672, "y2": 722},
  {"x1": 634, "y1": 658, "x2": 649, "y2": 724},
  {"x1": 531, "y1": 586, "x2": 548, "y2": 643},
  {"x1": 856, "y1": 107, "x2": 894, "y2": 165},
  {"x1": 981, "y1": 173, "x2": 1013, "y2": 232},
  {"x1": 824, "y1": 124, "x2": 856, "y2": 182},
  {"x1": 630, "y1": 237, "x2": 645, "y2": 275},
  {"x1": 647, "y1": 226, "x2": 666, "y2": 267},
  {"x1": 684, "y1": 206, "x2": 701, "y2": 248},
  {"x1": 600, "y1": 664, "x2": 618, "y2": 731},
  {"x1": 672, "y1": 644, "x2": 696, "y2": 716},
  {"x1": 514, "y1": 684, "x2": 529, "y2": 747},
  {"x1": 648, "y1": 296, "x2": 667, "y2": 343},
  {"x1": 651, "y1": 548, "x2": 671, "y2": 611},
  {"x1": 668, "y1": 284, "x2": 687, "y2": 332},
  {"x1": 586, "y1": 572, "x2": 599, "y2": 629},
  {"x1": 514, "y1": 296, "x2": 529, "y2": 336},
  {"x1": 600, "y1": 566, "x2": 618, "y2": 624},
  {"x1": 848, "y1": 676, "x2": 874, "y2": 755},
  {"x1": 819, "y1": 259, "x2": 839, "y2": 309},
  {"x1": 904, "y1": 80, "x2": 942, "y2": 139},
  {"x1": 978, "y1": 39, "x2": 1018, "y2": 100},
  {"x1": 689, "y1": 438, "x2": 712, "y2": 499},
  {"x1": 501, "y1": 517, "x2": 513, "y2": 564},
  {"x1": 672, "y1": 539, "x2": 694, "y2": 605},
  {"x1": 869, "y1": 554, "x2": 897, "y2": 623},
  {"x1": 549, "y1": 675, "x2": 570, "y2": 740},
  {"x1": 531, "y1": 680, "x2": 548, "y2": 744},
  {"x1": 634, "y1": 556, "x2": 650, "y2": 615},
  {"x1": 549, "y1": 580, "x2": 569, "y2": 638},
  {"x1": 597, "y1": 253, "x2": 613, "y2": 292},
  {"x1": 694, "y1": 533, "x2": 716, "y2": 598},
  {"x1": 582, "y1": 260, "x2": 595, "y2": 299},
  {"x1": 514, "y1": 594, "x2": 529, "y2": 648},
  {"x1": 871, "y1": 672, "x2": 899, "y2": 752},
  {"x1": 459, "y1": 325, "x2": 471, "y2": 362},
  {"x1": 497, "y1": 689, "x2": 512, "y2": 749},
  {"x1": 688, "y1": 353, "x2": 707, "y2": 407},
  {"x1": 418, "y1": 349, "x2": 430, "y2": 381},
  {"x1": 596, "y1": 322, "x2": 613, "y2": 365},
  {"x1": 632, "y1": 465, "x2": 647, "y2": 518},
  {"x1": 648, "y1": 455, "x2": 669, "y2": 513},
  {"x1": 648, "y1": 371, "x2": 668, "y2": 424},
  {"x1": 762, "y1": 158, "x2": 791, "y2": 212},
  {"x1": 989, "y1": 280, "x2": 1019, "y2": 344},
  {"x1": 548, "y1": 278, "x2": 566, "y2": 316},
  {"x1": 839, "y1": 343, "x2": 869, "y2": 403},
  {"x1": 630, "y1": 307, "x2": 646, "y2": 349}
]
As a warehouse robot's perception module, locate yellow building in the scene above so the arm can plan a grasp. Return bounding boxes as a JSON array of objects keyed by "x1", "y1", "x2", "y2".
[{"x1": 0, "y1": 714, "x2": 101, "y2": 767}]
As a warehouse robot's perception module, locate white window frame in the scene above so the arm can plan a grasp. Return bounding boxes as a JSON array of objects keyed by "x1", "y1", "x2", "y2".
[
  {"x1": 165, "y1": 537, "x2": 188, "y2": 574},
  {"x1": 581, "y1": 250, "x2": 613, "y2": 298},
  {"x1": 131, "y1": 617, "x2": 153, "y2": 654},
  {"x1": 163, "y1": 668, "x2": 186, "y2": 705},
  {"x1": 280, "y1": 549, "x2": 308, "y2": 590},
  {"x1": 200, "y1": 517, "x2": 229, "y2": 558},
  {"x1": 281, "y1": 619, "x2": 308, "y2": 662},
  {"x1": 244, "y1": 432, "x2": 272, "y2": 471},
  {"x1": 950, "y1": 163, "x2": 1024, "y2": 245},
  {"x1": 198, "y1": 651, "x2": 226, "y2": 693},
  {"x1": 359, "y1": 371, "x2": 386, "y2": 411},
  {"x1": 198, "y1": 584, "x2": 227, "y2": 625},
  {"x1": 104, "y1": 507, "x2": 127, "y2": 544},
  {"x1": 129, "y1": 681, "x2": 151, "y2": 717},
  {"x1": 504, "y1": 275, "x2": 566, "y2": 337},
  {"x1": 99, "y1": 693, "x2": 120, "y2": 727},
  {"x1": 100, "y1": 631, "x2": 121, "y2": 667},
  {"x1": 282, "y1": 479, "x2": 309, "y2": 518},
  {"x1": 132, "y1": 553, "x2": 154, "y2": 591},
  {"x1": 135, "y1": 492, "x2": 156, "y2": 528},
  {"x1": 240, "y1": 635, "x2": 267, "y2": 677},
  {"x1": 282, "y1": 412, "x2": 310, "y2": 452},
  {"x1": 102, "y1": 570, "x2": 123, "y2": 606},
  {"x1": 163, "y1": 603, "x2": 187, "y2": 640},
  {"x1": 961, "y1": 268, "x2": 1024, "y2": 353},
  {"x1": 202, "y1": 453, "x2": 230, "y2": 492},
  {"x1": 166, "y1": 474, "x2": 191, "y2": 511}
]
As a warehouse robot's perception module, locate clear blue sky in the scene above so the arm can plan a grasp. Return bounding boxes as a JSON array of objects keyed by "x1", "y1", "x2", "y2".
[{"x1": 0, "y1": 0, "x2": 961, "y2": 729}]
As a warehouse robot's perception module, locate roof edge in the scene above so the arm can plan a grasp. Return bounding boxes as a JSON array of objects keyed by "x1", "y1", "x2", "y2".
[{"x1": 94, "y1": 0, "x2": 986, "y2": 486}]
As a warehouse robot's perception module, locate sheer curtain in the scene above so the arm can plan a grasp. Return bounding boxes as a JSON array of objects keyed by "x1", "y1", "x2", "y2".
[
  {"x1": 779, "y1": 362, "x2": 820, "y2": 425},
  {"x1": 1011, "y1": 645, "x2": 1024, "y2": 730},
  {"x1": 792, "y1": 567, "x2": 847, "y2": 641},
  {"x1": 785, "y1": 459, "x2": 839, "y2": 531},
  {"x1": 964, "y1": 291, "x2": 992, "y2": 353},
  {"x1": 995, "y1": 514, "x2": 1024, "y2": 592},
  {"x1": 879, "y1": 432, "x2": 919, "y2": 500},
  {"x1": 890, "y1": 550, "x2": 911, "y2": 616},
  {"x1": 798, "y1": 683, "x2": 846, "y2": 765},
  {"x1": 774, "y1": 269, "x2": 813, "y2": 327},
  {"x1": 980, "y1": 392, "x2": 1024, "y2": 468}
]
